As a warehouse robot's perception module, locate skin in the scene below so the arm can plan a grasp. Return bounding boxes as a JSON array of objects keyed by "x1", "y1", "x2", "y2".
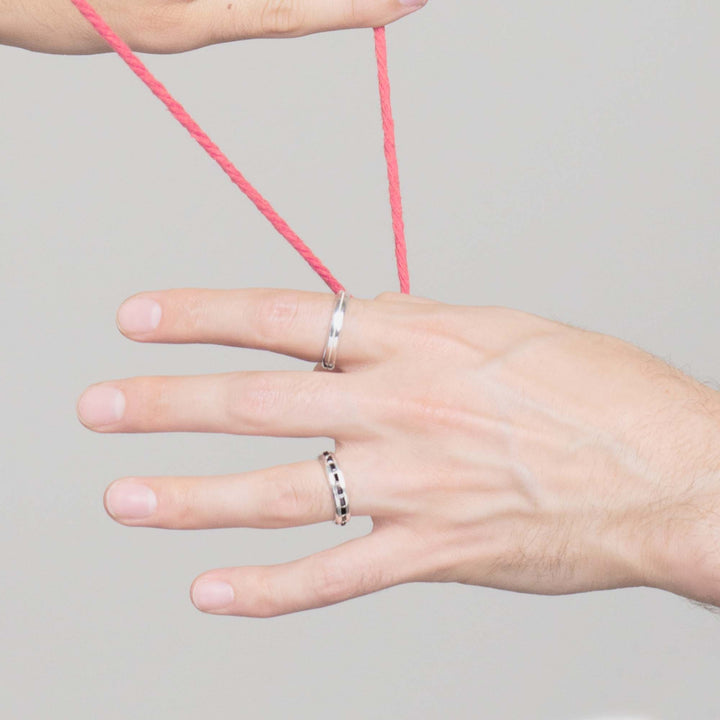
[
  {"x1": 75, "y1": 288, "x2": 720, "y2": 617},
  {"x1": 0, "y1": 0, "x2": 426, "y2": 54},
  {"x1": 6, "y1": 1, "x2": 720, "y2": 615}
]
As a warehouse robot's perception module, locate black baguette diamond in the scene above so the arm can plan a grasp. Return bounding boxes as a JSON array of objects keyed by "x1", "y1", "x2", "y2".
[{"x1": 320, "y1": 451, "x2": 350, "y2": 526}]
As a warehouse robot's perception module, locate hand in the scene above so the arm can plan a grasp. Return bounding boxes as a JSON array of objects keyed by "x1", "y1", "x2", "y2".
[
  {"x1": 77, "y1": 289, "x2": 720, "y2": 616},
  {"x1": 1, "y1": 0, "x2": 425, "y2": 55}
]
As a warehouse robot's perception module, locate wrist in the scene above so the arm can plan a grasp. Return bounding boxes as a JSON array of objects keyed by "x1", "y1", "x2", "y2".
[{"x1": 641, "y1": 385, "x2": 720, "y2": 606}]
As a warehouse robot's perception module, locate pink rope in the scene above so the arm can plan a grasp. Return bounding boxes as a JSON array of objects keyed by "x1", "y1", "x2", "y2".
[
  {"x1": 373, "y1": 27, "x2": 410, "y2": 294},
  {"x1": 68, "y1": 0, "x2": 408, "y2": 294}
]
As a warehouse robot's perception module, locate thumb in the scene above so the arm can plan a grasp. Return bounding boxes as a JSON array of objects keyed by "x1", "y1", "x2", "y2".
[{"x1": 204, "y1": 0, "x2": 428, "y2": 43}]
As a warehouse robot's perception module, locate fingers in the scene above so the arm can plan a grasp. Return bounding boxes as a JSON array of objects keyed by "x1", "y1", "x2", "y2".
[
  {"x1": 103, "y1": 458, "x2": 371, "y2": 529},
  {"x1": 373, "y1": 290, "x2": 439, "y2": 305},
  {"x1": 77, "y1": 370, "x2": 364, "y2": 437},
  {"x1": 201, "y1": 0, "x2": 428, "y2": 44},
  {"x1": 189, "y1": 525, "x2": 418, "y2": 617},
  {"x1": 116, "y1": 288, "x2": 384, "y2": 369}
]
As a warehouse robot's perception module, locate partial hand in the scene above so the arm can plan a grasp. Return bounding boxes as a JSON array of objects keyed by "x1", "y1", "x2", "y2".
[
  {"x1": 2, "y1": 0, "x2": 425, "y2": 54},
  {"x1": 77, "y1": 289, "x2": 720, "y2": 616}
]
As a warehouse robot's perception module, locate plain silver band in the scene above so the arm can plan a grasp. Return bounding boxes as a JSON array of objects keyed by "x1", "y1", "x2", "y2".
[
  {"x1": 319, "y1": 451, "x2": 350, "y2": 526},
  {"x1": 321, "y1": 291, "x2": 347, "y2": 371}
]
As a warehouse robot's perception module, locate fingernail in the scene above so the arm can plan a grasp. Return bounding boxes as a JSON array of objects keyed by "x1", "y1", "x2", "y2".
[
  {"x1": 106, "y1": 480, "x2": 157, "y2": 520},
  {"x1": 117, "y1": 297, "x2": 162, "y2": 335},
  {"x1": 399, "y1": 0, "x2": 426, "y2": 7},
  {"x1": 77, "y1": 385, "x2": 125, "y2": 427},
  {"x1": 192, "y1": 581, "x2": 235, "y2": 612}
]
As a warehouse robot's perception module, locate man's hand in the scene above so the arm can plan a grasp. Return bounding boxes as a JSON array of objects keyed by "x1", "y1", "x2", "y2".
[
  {"x1": 1, "y1": 0, "x2": 426, "y2": 55},
  {"x1": 76, "y1": 289, "x2": 720, "y2": 616}
]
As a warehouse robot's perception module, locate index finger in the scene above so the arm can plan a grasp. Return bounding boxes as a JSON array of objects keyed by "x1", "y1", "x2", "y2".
[{"x1": 115, "y1": 288, "x2": 384, "y2": 367}]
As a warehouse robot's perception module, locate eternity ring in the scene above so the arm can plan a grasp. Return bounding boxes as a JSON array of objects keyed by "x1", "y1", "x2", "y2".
[
  {"x1": 321, "y1": 291, "x2": 348, "y2": 371},
  {"x1": 319, "y1": 451, "x2": 351, "y2": 526}
]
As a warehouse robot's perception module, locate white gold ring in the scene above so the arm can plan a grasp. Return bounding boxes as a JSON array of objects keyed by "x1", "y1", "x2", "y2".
[
  {"x1": 319, "y1": 451, "x2": 350, "y2": 526},
  {"x1": 321, "y1": 291, "x2": 347, "y2": 371}
]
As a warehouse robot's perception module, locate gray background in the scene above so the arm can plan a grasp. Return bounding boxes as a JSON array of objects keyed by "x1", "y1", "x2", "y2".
[{"x1": 2, "y1": 1, "x2": 719, "y2": 717}]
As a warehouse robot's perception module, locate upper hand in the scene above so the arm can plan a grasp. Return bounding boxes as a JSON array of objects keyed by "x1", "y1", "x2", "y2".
[
  {"x1": 77, "y1": 288, "x2": 720, "y2": 616},
  {"x1": 2, "y1": 0, "x2": 426, "y2": 54}
]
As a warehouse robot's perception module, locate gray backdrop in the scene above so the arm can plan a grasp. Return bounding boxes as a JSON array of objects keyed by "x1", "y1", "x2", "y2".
[{"x1": 2, "y1": 1, "x2": 720, "y2": 717}]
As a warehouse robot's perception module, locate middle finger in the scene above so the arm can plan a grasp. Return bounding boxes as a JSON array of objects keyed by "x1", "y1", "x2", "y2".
[{"x1": 77, "y1": 371, "x2": 364, "y2": 438}]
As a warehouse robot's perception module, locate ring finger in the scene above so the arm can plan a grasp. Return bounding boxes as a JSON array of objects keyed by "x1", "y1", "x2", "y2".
[{"x1": 103, "y1": 457, "x2": 369, "y2": 529}]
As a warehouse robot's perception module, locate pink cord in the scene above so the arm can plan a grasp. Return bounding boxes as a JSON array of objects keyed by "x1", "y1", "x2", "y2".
[
  {"x1": 68, "y1": 0, "x2": 408, "y2": 294},
  {"x1": 373, "y1": 27, "x2": 409, "y2": 294}
]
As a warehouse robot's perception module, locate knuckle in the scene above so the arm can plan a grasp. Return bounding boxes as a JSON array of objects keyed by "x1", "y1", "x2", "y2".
[
  {"x1": 169, "y1": 482, "x2": 201, "y2": 526},
  {"x1": 313, "y1": 557, "x2": 377, "y2": 607},
  {"x1": 226, "y1": 373, "x2": 282, "y2": 429},
  {"x1": 178, "y1": 291, "x2": 212, "y2": 336},
  {"x1": 374, "y1": 291, "x2": 405, "y2": 303},
  {"x1": 249, "y1": 572, "x2": 283, "y2": 617},
  {"x1": 133, "y1": 376, "x2": 171, "y2": 427},
  {"x1": 252, "y1": 291, "x2": 301, "y2": 345},
  {"x1": 373, "y1": 292, "x2": 438, "y2": 305},
  {"x1": 244, "y1": 374, "x2": 282, "y2": 416},
  {"x1": 263, "y1": 475, "x2": 306, "y2": 526},
  {"x1": 257, "y1": 0, "x2": 305, "y2": 37},
  {"x1": 313, "y1": 559, "x2": 353, "y2": 606},
  {"x1": 388, "y1": 378, "x2": 471, "y2": 434},
  {"x1": 131, "y1": 4, "x2": 193, "y2": 52}
]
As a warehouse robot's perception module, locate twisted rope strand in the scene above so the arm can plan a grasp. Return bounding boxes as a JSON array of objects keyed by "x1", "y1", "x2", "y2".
[
  {"x1": 68, "y1": 0, "x2": 408, "y2": 294},
  {"x1": 373, "y1": 26, "x2": 410, "y2": 294}
]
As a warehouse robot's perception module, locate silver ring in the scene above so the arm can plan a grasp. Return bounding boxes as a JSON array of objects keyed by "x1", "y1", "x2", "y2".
[
  {"x1": 319, "y1": 451, "x2": 350, "y2": 526},
  {"x1": 321, "y1": 291, "x2": 347, "y2": 371}
]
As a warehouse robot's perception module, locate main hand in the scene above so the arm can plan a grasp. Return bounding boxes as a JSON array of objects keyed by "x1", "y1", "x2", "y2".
[
  {"x1": 1, "y1": 0, "x2": 425, "y2": 54},
  {"x1": 77, "y1": 289, "x2": 720, "y2": 616}
]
